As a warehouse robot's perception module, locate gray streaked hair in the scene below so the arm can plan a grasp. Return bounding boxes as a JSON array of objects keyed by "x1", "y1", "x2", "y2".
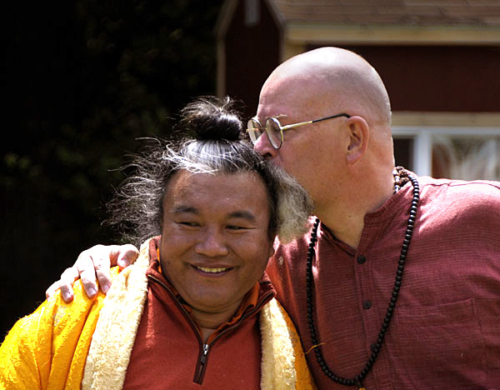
[{"x1": 106, "y1": 97, "x2": 313, "y2": 246}]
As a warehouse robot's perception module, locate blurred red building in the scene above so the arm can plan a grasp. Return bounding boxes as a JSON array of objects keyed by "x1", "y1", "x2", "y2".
[{"x1": 216, "y1": 0, "x2": 500, "y2": 180}]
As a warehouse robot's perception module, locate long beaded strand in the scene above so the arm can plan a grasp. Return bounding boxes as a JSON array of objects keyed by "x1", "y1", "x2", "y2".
[{"x1": 305, "y1": 170, "x2": 420, "y2": 389}]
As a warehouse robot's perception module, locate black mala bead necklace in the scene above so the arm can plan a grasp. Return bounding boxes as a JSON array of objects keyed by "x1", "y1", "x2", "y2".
[{"x1": 305, "y1": 168, "x2": 420, "y2": 390}]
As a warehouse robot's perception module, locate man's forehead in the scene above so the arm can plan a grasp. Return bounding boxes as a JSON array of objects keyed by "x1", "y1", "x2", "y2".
[
  {"x1": 169, "y1": 170, "x2": 257, "y2": 188},
  {"x1": 257, "y1": 76, "x2": 313, "y2": 120},
  {"x1": 166, "y1": 171, "x2": 265, "y2": 201},
  {"x1": 256, "y1": 94, "x2": 292, "y2": 120}
]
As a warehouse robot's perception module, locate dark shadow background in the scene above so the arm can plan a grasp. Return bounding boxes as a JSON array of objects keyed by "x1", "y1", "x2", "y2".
[{"x1": 1, "y1": 0, "x2": 224, "y2": 338}]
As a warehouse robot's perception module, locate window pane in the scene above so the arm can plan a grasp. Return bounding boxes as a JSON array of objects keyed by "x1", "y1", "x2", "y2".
[
  {"x1": 432, "y1": 135, "x2": 500, "y2": 180},
  {"x1": 394, "y1": 138, "x2": 414, "y2": 171}
]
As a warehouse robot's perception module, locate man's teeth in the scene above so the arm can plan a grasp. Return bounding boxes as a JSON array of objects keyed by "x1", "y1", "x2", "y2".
[{"x1": 196, "y1": 266, "x2": 228, "y2": 273}]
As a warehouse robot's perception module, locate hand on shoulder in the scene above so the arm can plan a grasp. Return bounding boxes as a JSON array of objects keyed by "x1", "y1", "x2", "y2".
[{"x1": 46, "y1": 244, "x2": 139, "y2": 302}]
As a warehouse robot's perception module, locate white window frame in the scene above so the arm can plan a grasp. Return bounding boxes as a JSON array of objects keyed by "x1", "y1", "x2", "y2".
[{"x1": 392, "y1": 126, "x2": 500, "y2": 177}]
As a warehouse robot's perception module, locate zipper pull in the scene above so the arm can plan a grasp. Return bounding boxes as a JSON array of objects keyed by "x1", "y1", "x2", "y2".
[
  {"x1": 194, "y1": 343, "x2": 211, "y2": 384},
  {"x1": 200, "y1": 344, "x2": 209, "y2": 365}
]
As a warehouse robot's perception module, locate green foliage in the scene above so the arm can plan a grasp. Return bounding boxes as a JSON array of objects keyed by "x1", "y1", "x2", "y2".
[
  {"x1": 1, "y1": 0, "x2": 224, "y2": 335},
  {"x1": 3, "y1": 0, "x2": 223, "y2": 226}
]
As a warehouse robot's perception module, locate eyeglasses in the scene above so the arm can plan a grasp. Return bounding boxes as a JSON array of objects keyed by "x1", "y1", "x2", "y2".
[{"x1": 247, "y1": 113, "x2": 351, "y2": 150}]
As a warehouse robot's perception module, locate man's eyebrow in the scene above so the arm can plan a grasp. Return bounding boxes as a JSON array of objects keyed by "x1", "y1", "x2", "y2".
[
  {"x1": 171, "y1": 205, "x2": 199, "y2": 215},
  {"x1": 273, "y1": 114, "x2": 287, "y2": 119},
  {"x1": 228, "y1": 211, "x2": 257, "y2": 222},
  {"x1": 170, "y1": 207, "x2": 257, "y2": 221}
]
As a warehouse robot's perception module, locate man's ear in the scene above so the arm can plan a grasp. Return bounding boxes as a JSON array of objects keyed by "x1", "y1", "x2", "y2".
[{"x1": 345, "y1": 116, "x2": 369, "y2": 164}]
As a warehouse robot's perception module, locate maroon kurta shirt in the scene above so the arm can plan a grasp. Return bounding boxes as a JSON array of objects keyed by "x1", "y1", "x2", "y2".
[{"x1": 267, "y1": 176, "x2": 500, "y2": 389}]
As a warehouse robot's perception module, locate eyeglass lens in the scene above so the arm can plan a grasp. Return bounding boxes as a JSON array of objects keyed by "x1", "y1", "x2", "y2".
[
  {"x1": 247, "y1": 119, "x2": 263, "y2": 145},
  {"x1": 265, "y1": 118, "x2": 282, "y2": 149},
  {"x1": 247, "y1": 118, "x2": 282, "y2": 149}
]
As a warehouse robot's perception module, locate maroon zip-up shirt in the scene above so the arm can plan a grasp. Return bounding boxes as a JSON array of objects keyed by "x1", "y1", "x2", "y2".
[{"x1": 267, "y1": 175, "x2": 500, "y2": 389}]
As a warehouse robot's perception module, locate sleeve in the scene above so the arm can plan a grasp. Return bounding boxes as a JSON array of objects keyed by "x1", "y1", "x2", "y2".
[
  {"x1": 0, "y1": 299, "x2": 55, "y2": 389},
  {"x1": 0, "y1": 279, "x2": 107, "y2": 390}
]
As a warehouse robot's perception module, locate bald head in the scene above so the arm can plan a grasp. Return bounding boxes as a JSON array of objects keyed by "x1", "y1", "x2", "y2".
[
  {"x1": 260, "y1": 47, "x2": 391, "y2": 126},
  {"x1": 255, "y1": 48, "x2": 396, "y2": 235}
]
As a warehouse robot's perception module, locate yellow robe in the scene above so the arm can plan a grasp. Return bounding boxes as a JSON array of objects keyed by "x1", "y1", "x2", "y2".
[{"x1": 0, "y1": 240, "x2": 315, "y2": 390}]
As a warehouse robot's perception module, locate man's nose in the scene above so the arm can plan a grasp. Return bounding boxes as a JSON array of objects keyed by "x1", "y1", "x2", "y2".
[
  {"x1": 253, "y1": 132, "x2": 278, "y2": 160},
  {"x1": 195, "y1": 229, "x2": 229, "y2": 257}
]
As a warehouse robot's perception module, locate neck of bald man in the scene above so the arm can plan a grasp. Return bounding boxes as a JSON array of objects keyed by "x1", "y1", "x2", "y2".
[{"x1": 317, "y1": 164, "x2": 395, "y2": 250}]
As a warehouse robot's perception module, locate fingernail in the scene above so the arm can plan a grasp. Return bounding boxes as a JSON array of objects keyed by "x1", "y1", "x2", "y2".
[
  {"x1": 88, "y1": 287, "x2": 97, "y2": 297},
  {"x1": 118, "y1": 258, "x2": 130, "y2": 268},
  {"x1": 101, "y1": 283, "x2": 110, "y2": 294},
  {"x1": 62, "y1": 291, "x2": 73, "y2": 302}
]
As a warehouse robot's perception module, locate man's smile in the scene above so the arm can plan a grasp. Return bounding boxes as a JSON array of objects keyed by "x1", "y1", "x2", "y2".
[{"x1": 194, "y1": 265, "x2": 232, "y2": 274}]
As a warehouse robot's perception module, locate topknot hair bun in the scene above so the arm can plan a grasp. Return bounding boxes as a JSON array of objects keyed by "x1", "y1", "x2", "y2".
[{"x1": 179, "y1": 96, "x2": 243, "y2": 141}]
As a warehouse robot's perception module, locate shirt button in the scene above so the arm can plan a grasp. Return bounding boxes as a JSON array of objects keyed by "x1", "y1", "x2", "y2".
[
  {"x1": 363, "y1": 300, "x2": 372, "y2": 310},
  {"x1": 357, "y1": 255, "x2": 366, "y2": 264}
]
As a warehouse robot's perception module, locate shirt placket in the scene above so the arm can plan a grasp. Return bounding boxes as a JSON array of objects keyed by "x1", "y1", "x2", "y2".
[{"x1": 354, "y1": 225, "x2": 394, "y2": 390}]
